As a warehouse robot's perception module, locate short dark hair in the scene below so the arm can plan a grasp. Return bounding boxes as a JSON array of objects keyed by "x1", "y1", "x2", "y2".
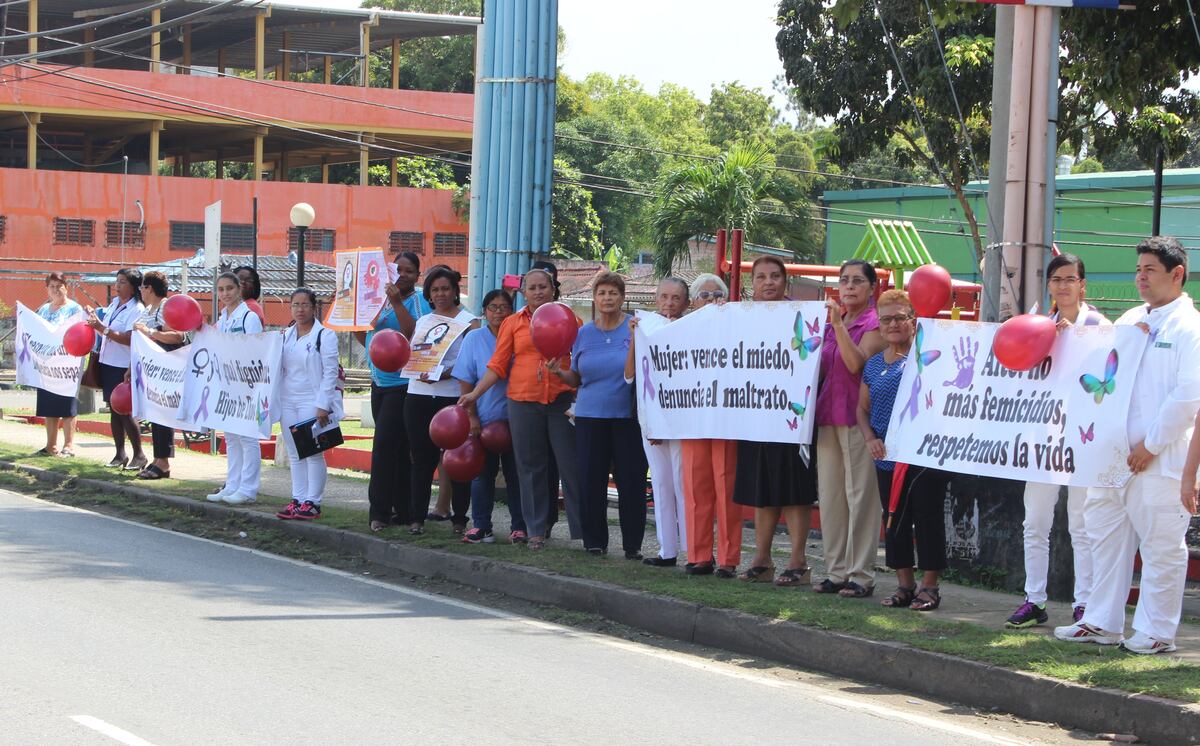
[
  {"x1": 659, "y1": 276, "x2": 690, "y2": 303},
  {"x1": 593, "y1": 271, "x2": 626, "y2": 296},
  {"x1": 840, "y1": 258, "x2": 878, "y2": 286},
  {"x1": 523, "y1": 267, "x2": 561, "y2": 300},
  {"x1": 1047, "y1": 252, "x2": 1086, "y2": 281},
  {"x1": 234, "y1": 266, "x2": 262, "y2": 300},
  {"x1": 396, "y1": 251, "x2": 421, "y2": 274},
  {"x1": 142, "y1": 270, "x2": 169, "y2": 298},
  {"x1": 751, "y1": 255, "x2": 787, "y2": 277},
  {"x1": 482, "y1": 288, "x2": 513, "y2": 310},
  {"x1": 1137, "y1": 236, "x2": 1188, "y2": 285},
  {"x1": 217, "y1": 271, "x2": 241, "y2": 288},
  {"x1": 45, "y1": 271, "x2": 67, "y2": 286},
  {"x1": 291, "y1": 286, "x2": 319, "y2": 310},
  {"x1": 117, "y1": 267, "x2": 142, "y2": 289},
  {"x1": 422, "y1": 265, "x2": 462, "y2": 304}
]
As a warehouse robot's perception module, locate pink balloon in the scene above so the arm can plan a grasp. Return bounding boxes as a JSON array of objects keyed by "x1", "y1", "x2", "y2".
[
  {"x1": 63, "y1": 321, "x2": 96, "y2": 357},
  {"x1": 992, "y1": 314, "x2": 1057, "y2": 371},
  {"x1": 162, "y1": 294, "x2": 205, "y2": 332},
  {"x1": 907, "y1": 264, "x2": 953, "y2": 318},
  {"x1": 530, "y1": 302, "x2": 579, "y2": 359},
  {"x1": 442, "y1": 435, "x2": 486, "y2": 482},
  {"x1": 368, "y1": 329, "x2": 412, "y2": 373},
  {"x1": 430, "y1": 405, "x2": 471, "y2": 451}
]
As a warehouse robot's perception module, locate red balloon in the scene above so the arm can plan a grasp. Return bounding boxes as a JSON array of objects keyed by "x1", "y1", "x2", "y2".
[
  {"x1": 430, "y1": 405, "x2": 471, "y2": 451},
  {"x1": 480, "y1": 420, "x2": 512, "y2": 454},
  {"x1": 162, "y1": 294, "x2": 205, "y2": 332},
  {"x1": 530, "y1": 302, "x2": 579, "y2": 359},
  {"x1": 110, "y1": 381, "x2": 133, "y2": 415},
  {"x1": 63, "y1": 321, "x2": 96, "y2": 357},
  {"x1": 442, "y1": 435, "x2": 486, "y2": 482},
  {"x1": 992, "y1": 314, "x2": 1057, "y2": 371},
  {"x1": 907, "y1": 264, "x2": 953, "y2": 318},
  {"x1": 368, "y1": 329, "x2": 412, "y2": 373}
]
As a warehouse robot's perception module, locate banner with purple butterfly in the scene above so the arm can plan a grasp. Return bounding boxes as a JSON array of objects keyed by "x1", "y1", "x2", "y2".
[
  {"x1": 130, "y1": 331, "x2": 200, "y2": 432},
  {"x1": 13, "y1": 301, "x2": 86, "y2": 398},
  {"x1": 883, "y1": 319, "x2": 1148, "y2": 488},
  {"x1": 633, "y1": 302, "x2": 825, "y2": 444},
  {"x1": 176, "y1": 325, "x2": 282, "y2": 440}
]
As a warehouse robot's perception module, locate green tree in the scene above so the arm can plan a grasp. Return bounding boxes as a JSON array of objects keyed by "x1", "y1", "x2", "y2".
[
  {"x1": 704, "y1": 82, "x2": 779, "y2": 149},
  {"x1": 363, "y1": 0, "x2": 480, "y2": 92},
  {"x1": 550, "y1": 159, "x2": 605, "y2": 260},
  {"x1": 649, "y1": 143, "x2": 818, "y2": 277}
]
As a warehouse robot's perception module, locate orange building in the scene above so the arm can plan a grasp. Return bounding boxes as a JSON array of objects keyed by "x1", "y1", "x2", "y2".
[{"x1": 0, "y1": 1, "x2": 478, "y2": 322}]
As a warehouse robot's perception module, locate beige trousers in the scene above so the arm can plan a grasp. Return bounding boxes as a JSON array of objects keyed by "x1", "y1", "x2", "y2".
[{"x1": 817, "y1": 425, "x2": 882, "y2": 587}]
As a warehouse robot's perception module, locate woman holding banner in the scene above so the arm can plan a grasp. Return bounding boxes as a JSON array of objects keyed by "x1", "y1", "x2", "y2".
[
  {"x1": 550, "y1": 271, "x2": 648, "y2": 559},
  {"x1": 130, "y1": 271, "x2": 187, "y2": 480},
  {"x1": 235, "y1": 266, "x2": 266, "y2": 326},
  {"x1": 858, "y1": 289, "x2": 951, "y2": 611},
  {"x1": 1006, "y1": 253, "x2": 1107, "y2": 629},
  {"x1": 815, "y1": 259, "x2": 885, "y2": 598},
  {"x1": 404, "y1": 266, "x2": 478, "y2": 535},
  {"x1": 274, "y1": 287, "x2": 342, "y2": 520},
  {"x1": 735, "y1": 256, "x2": 818, "y2": 586},
  {"x1": 206, "y1": 271, "x2": 265, "y2": 505},
  {"x1": 679, "y1": 273, "x2": 741, "y2": 577},
  {"x1": 459, "y1": 263, "x2": 583, "y2": 552},
  {"x1": 358, "y1": 251, "x2": 428, "y2": 533},
  {"x1": 85, "y1": 268, "x2": 146, "y2": 471},
  {"x1": 34, "y1": 272, "x2": 83, "y2": 457}
]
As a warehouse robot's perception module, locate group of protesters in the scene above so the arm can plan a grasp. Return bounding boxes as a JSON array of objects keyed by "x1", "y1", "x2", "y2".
[{"x1": 30, "y1": 234, "x2": 1199, "y2": 656}]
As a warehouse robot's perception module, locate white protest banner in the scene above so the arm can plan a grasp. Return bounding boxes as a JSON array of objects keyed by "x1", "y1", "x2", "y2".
[
  {"x1": 14, "y1": 301, "x2": 85, "y2": 398},
  {"x1": 177, "y1": 325, "x2": 283, "y2": 439},
  {"x1": 634, "y1": 302, "x2": 825, "y2": 444},
  {"x1": 323, "y1": 248, "x2": 389, "y2": 331},
  {"x1": 400, "y1": 313, "x2": 471, "y2": 381},
  {"x1": 130, "y1": 332, "x2": 198, "y2": 432},
  {"x1": 883, "y1": 319, "x2": 1147, "y2": 488}
]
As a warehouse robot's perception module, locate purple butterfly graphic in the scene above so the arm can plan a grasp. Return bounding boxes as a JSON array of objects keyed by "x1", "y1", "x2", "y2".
[
  {"x1": 1079, "y1": 422, "x2": 1095, "y2": 444},
  {"x1": 786, "y1": 417, "x2": 798, "y2": 431},
  {"x1": 805, "y1": 316, "x2": 820, "y2": 335},
  {"x1": 925, "y1": 390, "x2": 933, "y2": 410}
]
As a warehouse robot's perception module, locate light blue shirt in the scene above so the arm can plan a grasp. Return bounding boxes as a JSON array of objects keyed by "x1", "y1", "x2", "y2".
[
  {"x1": 37, "y1": 300, "x2": 83, "y2": 325},
  {"x1": 366, "y1": 292, "x2": 431, "y2": 388},
  {"x1": 571, "y1": 316, "x2": 633, "y2": 419},
  {"x1": 453, "y1": 324, "x2": 508, "y2": 425}
]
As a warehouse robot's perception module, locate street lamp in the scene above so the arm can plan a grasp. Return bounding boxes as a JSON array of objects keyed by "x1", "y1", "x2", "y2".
[{"x1": 289, "y1": 202, "x2": 315, "y2": 287}]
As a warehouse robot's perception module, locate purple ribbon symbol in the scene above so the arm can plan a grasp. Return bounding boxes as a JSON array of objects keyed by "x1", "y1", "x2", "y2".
[
  {"x1": 134, "y1": 361, "x2": 145, "y2": 393},
  {"x1": 193, "y1": 386, "x2": 210, "y2": 420},
  {"x1": 641, "y1": 356, "x2": 654, "y2": 400},
  {"x1": 17, "y1": 335, "x2": 29, "y2": 364}
]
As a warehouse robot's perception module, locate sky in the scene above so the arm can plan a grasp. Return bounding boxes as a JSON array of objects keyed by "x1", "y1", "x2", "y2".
[{"x1": 278, "y1": 0, "x2": 792, "y2": 115}]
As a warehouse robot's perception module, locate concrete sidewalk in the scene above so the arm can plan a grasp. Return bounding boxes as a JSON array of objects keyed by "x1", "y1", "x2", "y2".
[{"x1": 2, "y1": 414, "x2": 1198, "y2": 664}]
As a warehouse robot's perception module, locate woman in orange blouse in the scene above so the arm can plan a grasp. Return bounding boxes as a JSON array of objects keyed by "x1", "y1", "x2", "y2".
[{"x1": 459, "y1": 264, "x2": 583, "y2": 551}]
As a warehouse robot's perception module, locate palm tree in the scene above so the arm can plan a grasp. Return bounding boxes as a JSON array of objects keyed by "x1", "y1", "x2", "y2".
[{"x1": 649, "y1": 142, "x2": 818, "y2": 278}]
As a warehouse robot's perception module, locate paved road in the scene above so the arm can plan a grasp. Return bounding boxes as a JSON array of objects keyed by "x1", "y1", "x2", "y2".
[{"x1": 0, "y1": 489, "x2": 1079, "y2": 745}]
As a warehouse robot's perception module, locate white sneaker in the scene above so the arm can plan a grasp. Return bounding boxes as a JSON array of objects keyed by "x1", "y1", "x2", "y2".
[
  {"x1": 222, "y1": 493, "x2": 257, "y2": 505},
  {"x1": 206, "y1": 488, "x2": 232, "y2": 503},
  {"x1": 1120, "y1": 631, "x2": 1178, "y2": 655},
  {"x1": 1053, "y1": 622, "x2": 1122, "y2": 645}
]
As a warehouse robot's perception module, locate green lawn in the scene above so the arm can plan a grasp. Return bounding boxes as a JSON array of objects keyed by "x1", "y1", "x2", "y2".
[{"x1": 1, "y1": 443, "x2": 1197, "y2": 704}]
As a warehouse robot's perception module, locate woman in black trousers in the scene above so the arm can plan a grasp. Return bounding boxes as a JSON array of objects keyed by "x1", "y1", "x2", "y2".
[{"x1": 131, "y1": 271, "x2": 186, "y2": 479}]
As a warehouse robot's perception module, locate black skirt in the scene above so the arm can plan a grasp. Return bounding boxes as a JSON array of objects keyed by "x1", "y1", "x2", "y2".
[
  {"x1": 99, "y1": 363, "x2": 125, "y2": 404},
  {"x1": 36, "y1": 387, "x2": 77, "y2": 418},
  {"x1": 733, "y1": 440, "x2": 818, "y2": 508}
]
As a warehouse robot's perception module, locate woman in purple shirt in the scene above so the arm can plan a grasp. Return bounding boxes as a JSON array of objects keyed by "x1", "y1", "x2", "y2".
[{"x1": 814, "y1": 259, "x2": 886, "y2": 598}]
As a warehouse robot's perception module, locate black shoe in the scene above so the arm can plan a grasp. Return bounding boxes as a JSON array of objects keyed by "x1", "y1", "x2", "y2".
[
  {"x1": 643, "y1": 556, "x2": 677, "y2": 567},
  {"x1": 685, "y1": 562, "x2": 715, "y2": 576},
  {"x1": 624, "y1": 551, "x2": 644, "y2": 561},
  {"x1": 714, "y1": 566, "x2": 737, "y2": 579},
  {"x1": 586, "y1": 547, "x2": 607, "y2": 556},
  {"x1": 427, "y1": 512, "x2": 451, "y2": 522}
]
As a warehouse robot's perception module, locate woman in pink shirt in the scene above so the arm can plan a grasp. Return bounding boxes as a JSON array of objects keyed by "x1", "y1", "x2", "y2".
[{"x1": 814, "y1": 259, "x2": 886, "y2": 598}]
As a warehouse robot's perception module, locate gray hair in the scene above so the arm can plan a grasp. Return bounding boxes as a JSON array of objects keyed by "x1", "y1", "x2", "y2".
[
  {"x1": 689, "y1": 272, "x2": 728, "y2": 295},
  {"x1": 658, "y1": 276, "x2": 690, "y2": 301}
]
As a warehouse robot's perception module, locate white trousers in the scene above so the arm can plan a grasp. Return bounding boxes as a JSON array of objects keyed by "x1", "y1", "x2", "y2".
[
  {"x1": 1083, "y1": 474, "x2": 1191, "y2": 642},
  {"x1": 224, "y1": 432, "x2": 262, "y2": 497},
  {"x1": 1022, "y1": 482, "x2": 1093, "y2": 606},
  {"x1": 279, "y1": 401, "x2": 329, "y2": 504},
  {"x1": 643, "y1": 438, "x2": 686, "y2": 560}
]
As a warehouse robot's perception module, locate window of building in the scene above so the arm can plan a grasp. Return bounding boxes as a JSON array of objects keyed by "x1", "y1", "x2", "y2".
[
  {"x1": 288, "y1": 227, "x2": 335, "y2": 252},
  {"x1": 221, "y1": 223, "x2": 256, "y2": 251},
  {"x1": 0, "y1": 215, "x2": 6, "y2": 244},
  {"x1": 389, "y1": 231, "x2": 424, "y2": 255},
  {"x1": 433, "y1": 232, "x2": 467, "y2": 257},
  {"x1": 105, "y1": 220, "x2": 145, "y2": 249},
  {"x1": 53, "y1": 218, "x2": 95, "y2": 246},
  {"x1": 169, "y1": 221, "x2": 204, "y2": 250}
]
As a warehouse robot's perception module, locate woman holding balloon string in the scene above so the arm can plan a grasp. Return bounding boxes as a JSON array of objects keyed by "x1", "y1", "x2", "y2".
[
  {"x1": 34, "y1": 272, "x2": 83, "y2": 457},
  {"x1": 1005, "y1": 252, "x2": 1108, "y2": 630},
  {"x1": 403, "y1": 266, "x2": 479, "y2": 535},
  {"x1": 85, "y1": 268, "x2": 146, "y2": 471},
  {"x1": 129, "y1": 271, "x2": 188, "y2": 480},
  {"x1": 205, "y1": 271, "x2": 264, "y2": 505},
  {"x1": 458, "y1": 263, "x2": 583, "y2": 552}
]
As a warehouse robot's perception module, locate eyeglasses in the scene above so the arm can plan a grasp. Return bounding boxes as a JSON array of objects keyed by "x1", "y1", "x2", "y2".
[
  {"x1": 291, "y1": 302, "x2": 313, "y2": 309},
  {"x1": 839, "y1": 276, "x2": 870, "y2": 287},
  {"x1": 697, "y1": 290, "x2": 726, "y2": 300},
  {"x1": 1048, "y1": 276, "x2": 1080, "y2": 286},
  {"x1": 485, "y1": 304, "x2": 511, "y2": 313},
  {"x1": 878, "y1": 314, "x2": 913, "y2": 325}
]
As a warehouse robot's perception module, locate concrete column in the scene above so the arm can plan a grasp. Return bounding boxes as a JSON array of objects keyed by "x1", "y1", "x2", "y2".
[
  {"x1": 391, "y1": 38, "x2": 401, "y2": 89},
  {"x1": 253, "y1": 133, "x2": 264, "y2": 181},
  {"x1": 321, "y1": 158, "x2": 329, "y2": 184},
  {"x1": 179, "y1": 24, "x2": 192, "y2": 74},
  {"x1": 148, "y1": 121, "x2": 162, "y2": 174},
  {"x1": 359, "y1": 134, "x2": 373, "y2": 185},
  {"x1": 390, "y1": 157, "x2": 398, "y2": 187},
  {"x1": 281, "y1": 31, "x2": 291, "y2": 81},
  {"x1": 360, "y1": 16, "x2": 379, "y2": 87},
  {"x1": 25, "y1": 113, "x2": 40, "y2": 169},
  {"x1": 83, "y1": 27, "x2": 95, "y2": 67},
  {"x1": 323, "y1": 56, "x2": 332, "y2": 85},
  {"x1": 216, "y1": 150, "x2": 224, "y2": 179},
  {"x1": 217, "y1": 48, "x2": 226, "y2": 76},
  {"x1": 255, "y1": 12, "x2": 267, "y2": 80},
  {"x1": 278, "y1": 147, "x2": 289, "y2": 182},
  {"x1": 150, "y1": 7, "x2": 162, "y2": 73},
  {"x1": 26, "y1": 0, "x2": 37, "y2": 59}
]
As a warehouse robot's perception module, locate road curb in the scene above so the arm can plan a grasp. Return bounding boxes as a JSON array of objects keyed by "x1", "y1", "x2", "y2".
[{"x1": 9, "y1": 461, "x2": 1200, "y2": 745}]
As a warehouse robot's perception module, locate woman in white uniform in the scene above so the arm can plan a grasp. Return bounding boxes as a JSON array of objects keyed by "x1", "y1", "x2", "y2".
[
  {"x1": 1005, "y1": 253, "x2": 1108, "y2": 629},
  {"x1": 275, "y1": 288, "x2": 342, "y2": 520},
  {"x1": 207, "y1": 271, "x2": 265, "y2": 505}
]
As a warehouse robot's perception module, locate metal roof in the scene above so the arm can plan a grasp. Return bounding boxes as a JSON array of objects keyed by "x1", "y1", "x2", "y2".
[
  {"x1": 12, "y1": 1, "x2": 479, "y2": 72},
  {"x1": 77, "y1": 253, "x2": 336, "y2": 298}
]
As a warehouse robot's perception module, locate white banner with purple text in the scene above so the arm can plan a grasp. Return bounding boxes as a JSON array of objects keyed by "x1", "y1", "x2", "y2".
[
  {"x1": 14, "y1": 301, "x2": 85, "y2": 398},
  {"x1": 176, "y1": 325, "x2": 282, "y2": 439}
]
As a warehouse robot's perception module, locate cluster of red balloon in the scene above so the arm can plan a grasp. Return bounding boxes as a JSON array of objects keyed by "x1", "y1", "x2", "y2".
[{"x1": 429, "y1": 406, "x2": 514, "y2": 482}]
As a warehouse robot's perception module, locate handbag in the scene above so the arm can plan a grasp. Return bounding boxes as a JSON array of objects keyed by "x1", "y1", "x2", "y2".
[{"x1": 80, "y1": 353, "x2": 102, "y2": 389}]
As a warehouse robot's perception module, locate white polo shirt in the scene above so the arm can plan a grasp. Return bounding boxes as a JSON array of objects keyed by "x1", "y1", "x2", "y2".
[{"x1": 98, "y1": 296, "x2": 144, "y2": 368}]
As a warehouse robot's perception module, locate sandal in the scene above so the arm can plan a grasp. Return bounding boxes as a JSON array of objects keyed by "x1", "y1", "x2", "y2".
[
  {"x1": 714, "y1": 565, "x2": 737, "y2": 580},
  {"x1": 837, "y1": 581, "x2": 875, "y2": 599},
  {"x1": 136, "y1": 464, "x2": 170, "y2": 480},
  {"x1": 59, "y1": 447, "x2": 75, "y2": 457},
  {"x1": 370, "y1": 520, "x2": 387, "y2": 533},
  {"x1": 408, "y1": 523, "x2": 424, "y2": 535},
  {"x1": 528, "y1": 537, "x2": 546, "y2": 551},
  {"x1": 911, "y1": 586, "x2": 941, "y2": 611},
  {"x1": 882, "y1": 586, "x2": 917, "y2": 608},
  {"x1": 813, "y1": 579, "x2": 846, "y2": 594},
  {"x1": 738, "y1": 565, "x2": 774, "y2": 583},
  {"x1": 427, "y1": 512, "x2": 451, "y2": 522},
  {"x1": 774, "y1": 566, "x2": 812, "y2": 587},
  {"x1": 33, "y1": 447, "x2": 57, "y2": 457}
]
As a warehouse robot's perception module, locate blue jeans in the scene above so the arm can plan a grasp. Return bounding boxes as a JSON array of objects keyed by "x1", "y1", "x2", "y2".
[{"x1": 472, "y1": 448, "x2": 525, "y2": 533}]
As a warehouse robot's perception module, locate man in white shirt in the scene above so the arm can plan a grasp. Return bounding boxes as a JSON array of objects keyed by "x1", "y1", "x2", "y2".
[{"x1": 1055, "y1": 236, "x2": 1200, "y2": 654}]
